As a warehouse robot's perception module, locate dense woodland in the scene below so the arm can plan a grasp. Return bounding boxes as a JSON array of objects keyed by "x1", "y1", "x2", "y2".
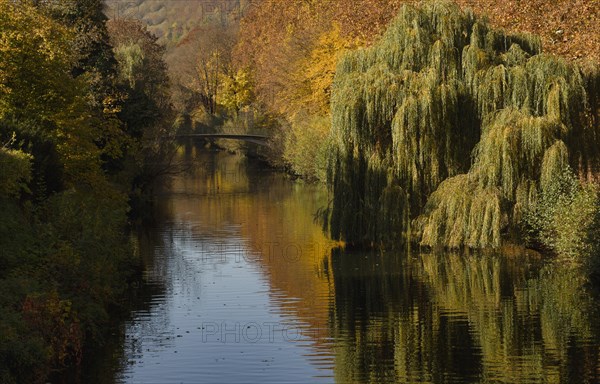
[
  {"x1": 0, "y1": 0, "x2": 174, "y2": 382},
  {"x1": 0, "y1": 0, "x2": 599, "y2": 382}
]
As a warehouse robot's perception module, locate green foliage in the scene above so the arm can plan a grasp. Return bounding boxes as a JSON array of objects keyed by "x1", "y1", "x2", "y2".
[
  {"x1": 418, "y1": 53, "x2": 596, "y2": 249},
  {"x1": 106, "y1": 19, "x2": 176, "y2": 197},
  {"x1": 523, "y1": 167, "x2": 600, "y2": 265},
  {"x1": 107, "y1": 18, "x2": 172, "y2": 137},
  {"x1": 0, "y1": 187, "x2": 135, "y2": 382},
  {"x1": 35, "y1": 0, "x2": 118, "y2": 111},
  {"x1": 415, "y1": 175, "x2": 503, "y2": 248},
  {"x1": 327, "y1": 149, "x2": 410, "y2": 249},
  {"x1": 283, "y1": 112, "x2": 331, "y2": 182},
  {"x1": 327, "y1": 1, "x2": 480, "y2": 247},
  {"x1": 114, "y1": 43, "x2": 145, "y2": 88},
  {"x1": 326, "y1": 1, "x2": 600, "y2": 250},
  {"x1": 0, "y1": 148, "x2": 31, "y2": 197}
]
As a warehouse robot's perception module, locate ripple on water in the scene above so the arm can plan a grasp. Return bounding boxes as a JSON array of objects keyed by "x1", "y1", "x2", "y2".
[{"x1": 74, "y1": 150, "x2": 600, "y2": 384}]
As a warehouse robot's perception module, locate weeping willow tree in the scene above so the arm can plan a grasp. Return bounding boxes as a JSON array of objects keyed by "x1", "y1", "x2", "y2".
[{"x1": 326, "y1": 1, "x2": 600, "y2": 249}]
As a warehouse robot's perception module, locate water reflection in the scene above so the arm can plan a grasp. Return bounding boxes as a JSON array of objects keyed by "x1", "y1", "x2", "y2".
[
  {"x1": 75, "y1": 147, "x2": 600, "y2": 383},
  {"x1": 327, "y1": 249, "x2": 600, "y2": 383}
]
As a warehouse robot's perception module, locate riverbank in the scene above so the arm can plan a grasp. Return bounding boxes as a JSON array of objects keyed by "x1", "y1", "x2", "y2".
[{"x1": 0, "y1": 2, "x2": 175, "y2": 383}]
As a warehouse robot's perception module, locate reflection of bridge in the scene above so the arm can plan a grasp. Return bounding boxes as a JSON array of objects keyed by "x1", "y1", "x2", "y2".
[{"x1": 168, "y1": 134, "x2": 269, "y2": 146}]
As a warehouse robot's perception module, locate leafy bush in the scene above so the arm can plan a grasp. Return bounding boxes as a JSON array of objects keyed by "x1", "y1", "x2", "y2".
[
  {"x1": 284, "y1": 112, "x2": 331, "y2": 182},
  {"x1": 523, "y1": 167, "x2": 600, "y2": 267},
  {"x1": 0, "y1": 187, "x2": 137, "y2": 383},
  {"x1": 0, "y1": 148, "x2": 31, "y2": 197}
]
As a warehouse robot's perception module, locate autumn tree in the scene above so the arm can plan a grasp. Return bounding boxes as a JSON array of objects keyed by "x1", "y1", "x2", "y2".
[
  {"x1": 0, "y1": 1, "x2": 135, "y2": 381},
  {"x1": 106, "y1": 19, "x2": 177, "y2": 199},
  {"x1": 234, "y1": 0, "x2": 410, "y2": 179},
  {"x1": 0, "y1": 2, "x2": 174, "y2": 382},
  {"x1": 172, "y1": 22, "x2": 238, "y2": 115},
  {"x1": 107, "y1": 19, "x2": 172, "y2": 137},
  {"x1": 35, "y1": 0, "x2": 118, "y2": 107},
  {"x1": 325, "y1": 1, "x2": 600, "y2": 256},
  {"x1": 219, "y1": 68, "x2": 254, "y2": 115}
]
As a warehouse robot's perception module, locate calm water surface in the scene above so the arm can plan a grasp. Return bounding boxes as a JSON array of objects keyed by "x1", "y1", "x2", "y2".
[{"x1": 78, "y1": 148, "x2": 600, "y2": 383}]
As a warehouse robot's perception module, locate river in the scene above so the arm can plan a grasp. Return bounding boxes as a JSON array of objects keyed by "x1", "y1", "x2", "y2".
[{"x1": 73, "y1": 147, "x2": 600, "y2": 383}]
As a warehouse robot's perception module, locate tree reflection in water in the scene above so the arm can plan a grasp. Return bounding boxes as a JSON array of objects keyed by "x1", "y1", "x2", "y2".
[{"x1": 327, "y1": 248, "x2": 600, "y2": 383}]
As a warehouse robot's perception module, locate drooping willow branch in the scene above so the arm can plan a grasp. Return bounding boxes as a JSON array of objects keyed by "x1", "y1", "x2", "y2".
[{"x1": 326, "y1": 1, "x2": 599, "y2": 249}]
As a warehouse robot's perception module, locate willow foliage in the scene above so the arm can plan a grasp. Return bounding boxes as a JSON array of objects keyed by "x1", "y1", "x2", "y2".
[{"x1": 327, "y1": 1, "x2": 599, "y2": 249}]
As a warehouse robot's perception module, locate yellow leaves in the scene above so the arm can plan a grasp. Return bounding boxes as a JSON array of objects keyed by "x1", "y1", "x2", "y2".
[
  {"x1": 0, "y1": 0, "x2": 72, "y2": 63},
  {"x1": 280, "y1": 23, "x2": 358, "y2": 118},
  {"x1": 237, "y1": 0, "x2": 378, "y2": 117},
  {"x1": 219, "y1": 68, "x2": 254, "y2": 113},
  {"x1": 102, "y1": 92, "x2": 125, "y2": 115},
  {"x1": 0, "y1": 0, "x2": 77, "y2": 122},
  {"x1": 0, "y1": 0, "x2": 117, "y2": 189},
  {"x1": 299, "y1": 23, "x2": 358, "y2": 115}
]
